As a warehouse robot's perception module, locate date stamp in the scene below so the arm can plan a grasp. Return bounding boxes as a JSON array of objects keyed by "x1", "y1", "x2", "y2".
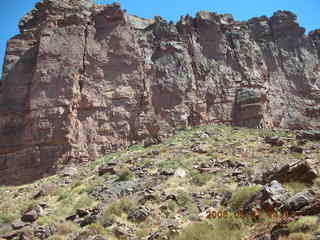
[{"x1": 203, "y1": 209, "x2": 296, "y2": 219}]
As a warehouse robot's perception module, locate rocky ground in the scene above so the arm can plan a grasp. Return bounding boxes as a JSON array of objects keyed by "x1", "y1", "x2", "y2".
[{"x1": 0, "y1": 124, "x2": 319, "y2": 240}]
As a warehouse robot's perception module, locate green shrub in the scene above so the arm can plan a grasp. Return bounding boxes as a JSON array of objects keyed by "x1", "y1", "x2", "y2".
[
  {"x1": 86, "y1": 223, "x2": 108, "y2": 235},
  {"x1": 55, "y1": 221, "x2": 79, "y2": 235},
  {"x1": 174, "y1": 218, "x2": 244, "y2": 240},
  {"x1": 0, "y1": 212, "x2": 16, "y2": 225},
  {"x1": 0, "y1": 224, "x2": 12, "y2": 235},
  {"x1": 191, "y1": 173, "x2": 212, "y2": 186},
  {"x1": 116, "y1": 167, "x2": 133, "y2": 181},
  {"x1": 288, "y1": 216, "x2": 318, "y2": 233},
  {"x1": 229, "y1": 185, "x2": 262, "y2": 210},
  {"x1": 57, "y1": 188, "x2": 73, "y2": 201},
  {"x1": 73, "y1": 194, "x2": 96, "y2": 210},
  {"x1": 176, "y1": 191, "x2": 192, "y2": 208},
  {"x1": 104, "y1": 197, "x2": 136, "y2": 217},
  {"x1": 168, "y1": 200, "x2": 178, "y2": 212},
  {"x1": 37, "y1": 216, "x2": 58, "y2": 226},
  {"x1": 284, "y1": 181, "x2": 307, "y2": 195},
  {"x1": 48, "y1": 235, "x2": 66, "y2": 240},
  {"x1": 282, "y1": 232, "x2": 313, "y2": 240}
]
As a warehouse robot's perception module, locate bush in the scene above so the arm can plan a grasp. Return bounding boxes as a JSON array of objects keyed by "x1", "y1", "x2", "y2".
[
  {"x1": 116, "y1": 167, "x2": 133, "y2": 181},
  {"x1": 229, "y1": 185, "x2": 262, "y2": 210},
  {"x1": 48, "y1": 235, "x2": 66, "y2": 240},
  {"x1": 174, "y1": 218, "x2": 244, "y2": 240},
  {"x1": 191, "y1": 173, "x2": 212, "y2": 186},
  {"x1": 284, "y1": 181, "x2": 307, "y2": 195},
  {"x1": 280, "y1": 232, "x2": 313, "y2": 240},
  {"x1": 0, "y1": 212, "x2": 16, "y2": 225},
  {"x1": 288, "y1": 216, "x2": 318, "y2": 233},
  {"x1": 103, "y1": 197, "x2": 136, "y2": 217},
  {"x1": 86, "y1": 223, "x2": 108, "y2": 235},
  {"x1": 176, "y1": 191, "x2": 192, "y2": 208},
  {"x1": 73, "y1": 194, "x2": 96, "y2": 210},
  {"x1": 55, "y1": 221, "x2": 79, "y2": 235}
]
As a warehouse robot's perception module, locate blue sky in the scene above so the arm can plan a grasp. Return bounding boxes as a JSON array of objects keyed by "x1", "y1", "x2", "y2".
[{"x1": 1, "y1": 0, "x2": 319, "y2": 78}]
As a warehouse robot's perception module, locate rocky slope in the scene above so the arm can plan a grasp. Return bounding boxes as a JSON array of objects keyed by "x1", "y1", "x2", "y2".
[
  {"x1": 0, "y1": 124, "x2": 319, "y2": 240},
  {"x1": 0, "y1": 0, "x2": 320, "y2": 184}
]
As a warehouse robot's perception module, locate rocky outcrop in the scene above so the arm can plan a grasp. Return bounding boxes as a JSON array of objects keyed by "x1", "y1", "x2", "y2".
[{"x1": 0, "y1": 0, "x2": 320, "y2": 184}]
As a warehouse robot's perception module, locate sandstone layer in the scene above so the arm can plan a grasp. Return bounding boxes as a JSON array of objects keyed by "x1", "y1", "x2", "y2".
[{"x1": 0, "y1": 0, "x2": 320, "y2": 184}]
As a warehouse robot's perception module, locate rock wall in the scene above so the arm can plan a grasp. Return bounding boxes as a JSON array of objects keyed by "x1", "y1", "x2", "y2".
[{"x1": 0, "y1": 0, "x2": 320, "y2": 184}]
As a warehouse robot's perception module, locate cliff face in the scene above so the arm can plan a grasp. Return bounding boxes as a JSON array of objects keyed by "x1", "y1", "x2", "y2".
[{"x1": 0, "y1": 0, "x2": 320, "y2": 184}]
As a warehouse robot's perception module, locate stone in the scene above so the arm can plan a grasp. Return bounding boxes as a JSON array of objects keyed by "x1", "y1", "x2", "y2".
[
  {"x1": 260, "y1": 160, "x2": 318, "y2": 184},
  {"x1": 11, "y1": 220, "x2": 30, "y2": 230},
  {"x1": 263, "y1": 180, "x2": 290, "y2": 206},
  {"x1": 79, "y1": 215, "x2": 97, "y2": 227},
  {"x1": 113, "y1": 225, "x2": 132, "y2": 239},
  {"x1": 296, "y1": 198, "x2": 320, "y2": 216},
  {"x1": 97, "y1": 164, "x2": 116, "y2": 176},
  {"x1": 61, "y1": 167, "x2": 78, "y2": 177},
  {"x1": 242, "y1": 181, "x2": 290, "y2": 213},
  {"x1": 1, "y1": 1, "x2": 320, "y2": 185},
  {"x1": 254, "y1": 234, "x2": 271, "y2": 240},
  {"x1": 284, "y1": 190, "x2": 316, "y2": 211},
  {"x1": 33, "y1": 183, "x2": 57, "y2": 199},
  {"x1": 220, "y1": 191, "x2": 232, "y2": 206},
  {"x1": 270, "y1": 223, "x2": 289, "y2": 240},
  {"x1": 89, "y1": 179, "x2": 148, "y2": 201},
  {"x1": 144, "y1": 138, "x2": 158, "y2": 148},
  {"x1": 76, "y1": 209, "x2": 89, "y2": 218},
  {"x1": 21, "y1": 209, "x2": 39, "y2": 223},
  {"x1": 160, "y1": 168, "x2": 175, "y2": 177},
  {"x1": 297, "y1": 130, "x2": 320, "y2": 141},
  {"x1": 34, "y1": 225, "x2": 56, "y2": 240},
  {"x1": 313, "y1": 232, "x2": 320, "y2": 240},
  {"x1": 127, "y1": 207, "x2": 150, "y2": 222},
  {"x1": 191, "y1": 144, "x2": 210, "y2": 154},
  {"x1": 289, "y1": 145, "x2": 303, "y2": 153},
  {"x1": 174, "y1": 168, "x2": 187, "y2": 178},
  {"x1": 90, "y1": 236, "x2": 109, "y2": 240},
  {"x1": 264, "y1": 136, "x2": 284, "y2": 147}
]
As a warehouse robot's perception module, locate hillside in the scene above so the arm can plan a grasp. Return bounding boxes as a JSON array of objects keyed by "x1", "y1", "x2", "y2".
[
  {"x1": 0, "y1": 0, "x2": 320, "y2": 184},
  {"x1": 0, "y1": 124, "x2": 319, "y2": 240}
]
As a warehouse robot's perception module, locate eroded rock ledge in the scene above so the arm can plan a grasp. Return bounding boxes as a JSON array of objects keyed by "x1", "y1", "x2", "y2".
[{"x1": 0, "y1": 0, "x2": 320, "y2": 184}]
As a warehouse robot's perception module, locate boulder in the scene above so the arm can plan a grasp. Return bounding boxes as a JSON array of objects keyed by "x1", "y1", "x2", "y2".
[
  {"x1": 242, "y1": 181, "x2": 290, "y2": 214},
  {"x1": 297, "y1": 198, "x2": 320, "y2": 216},
  {"x1": 270, "y1": 223, "x2": 289, "y2": 240},
  {"x1": 289, "y1": 145, "x2": 303, "y2": 153},
  {"x1": 21, "y1": 209, "x2": 39, "y2": 222},
  {"x1": 259, "y1": 160, "x2": 318, "y2": 184},
  {"x1": 98, "y1": 164, "x2": 116, "y2": 176},
  {"x1": 11, "y1": 220, "x2": 30, "y2": 230},
  {"x1": 284, "y1": 190, "x2": 316, "y2": 212},
  {"x1": 127, "y1": 207, "x2": 150, "y2": 222},
  {"x1": 297, "y1": 130, "x2": 320, "y2": 141},
  {"x1": 264, "y1": 136, "x2": 284, "y2": 147}
]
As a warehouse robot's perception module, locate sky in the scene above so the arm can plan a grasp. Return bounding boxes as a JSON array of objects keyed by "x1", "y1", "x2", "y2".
[{"x1": 1, "y1": 0, "x2": 320, "y2": 78}]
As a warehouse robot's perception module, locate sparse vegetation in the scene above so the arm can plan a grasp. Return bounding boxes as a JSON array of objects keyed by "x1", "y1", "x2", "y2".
[
  {"x1": 0, "y1": 124, "x2": 319, "y2": 240},
  {"x1": 281, "y1": 232, "x2": 313, "y2": 240},
  {"x1": 284, "y1": 181, "x2": 308, "y2": 195},
  {"x1": 174, "y1": 218, "x2": 244, "y2": 240},
  {"x1": 229, "y1": 185, "x2": 262, "y2": 210},
  {"x1": 103, "y1": 197, "x2": 136, "y2": 217},
  {"x1": 288, "y1": 216, "x2": 319, "y2": 233},
  {"x1": 191, "y1": 172, "x2": 212, "y2": 186}
]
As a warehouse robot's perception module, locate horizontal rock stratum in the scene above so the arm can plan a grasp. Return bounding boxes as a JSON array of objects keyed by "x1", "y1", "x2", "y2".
[{"x1": 0, "y1": 0, "x2": 320, "y2": 184}]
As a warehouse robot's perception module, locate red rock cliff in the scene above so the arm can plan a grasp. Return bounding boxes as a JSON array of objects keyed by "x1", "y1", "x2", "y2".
[{"x1": 1, "y1": 0, "x2": 320, "y2": 184}]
